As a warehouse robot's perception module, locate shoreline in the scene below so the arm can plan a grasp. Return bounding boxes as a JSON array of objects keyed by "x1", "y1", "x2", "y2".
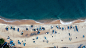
[
  {"x1": 0, "y1": 18, "x2": 86, "y2": 48},
  {"x1": 0, "y1": 17, "x2": 85, "y2": 25}
]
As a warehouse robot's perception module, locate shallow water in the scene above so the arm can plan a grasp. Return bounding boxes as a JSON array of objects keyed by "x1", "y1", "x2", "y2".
[{"x1": 0, "y1": 0, "x2": 86, "y2": 21}]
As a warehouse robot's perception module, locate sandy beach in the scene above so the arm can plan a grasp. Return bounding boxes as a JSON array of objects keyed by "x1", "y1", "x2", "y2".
[{"x1": 0, "y1": 19, "x2": 86, "y2": 48}]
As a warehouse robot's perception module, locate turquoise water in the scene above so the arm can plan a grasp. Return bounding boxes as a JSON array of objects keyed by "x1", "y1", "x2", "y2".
[{"x1": 0, "y1": 0, "x2": 86, "y2": 21}]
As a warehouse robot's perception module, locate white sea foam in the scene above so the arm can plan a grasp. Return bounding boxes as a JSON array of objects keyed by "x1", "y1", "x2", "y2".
[
  {"x1": 34, "y1": 21, "x2": 43, "y2": 24},
  {"x1": 60, "y1": 19, "x2": 85, "y2": 25},
  {"x1": 0, "y1": 18, "x2": 85, "y2": 25},
  {"x1": 60, "y1": 20, "x2": 73, "y2": 25},
  {"x1": 51, "y1": 19, "x2": 73, "y2": 25},
  {"x1": 77, "y1": 19, "x2": 84, "y2": 21},
  {"x1": 22, "y1": 19, "x2": 43, "y2": 24},
  {"x1": 0, "y1": 18, "x2": 16, "y2": 22},
  {"x1": 0, "y1": 18, "x2": 43, "y2": 24}
]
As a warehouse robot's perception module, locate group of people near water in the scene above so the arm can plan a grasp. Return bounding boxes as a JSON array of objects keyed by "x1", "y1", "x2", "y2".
[{"x1": 4, "y1": 24, "x2": 85, "y2": 48}]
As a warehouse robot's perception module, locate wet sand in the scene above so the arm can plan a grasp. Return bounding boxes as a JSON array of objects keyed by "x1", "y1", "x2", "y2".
[
  {"x1": 0, "y1": 18, "x2": 85, "y2": 25},
  {"x1": 0, "y1": 19, "x2": 86, "y2": 48}
]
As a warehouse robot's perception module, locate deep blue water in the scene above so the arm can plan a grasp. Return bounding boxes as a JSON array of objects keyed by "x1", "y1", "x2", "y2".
[{"x1": 0, "y1": 0, "x2": 86, "y2": 21}]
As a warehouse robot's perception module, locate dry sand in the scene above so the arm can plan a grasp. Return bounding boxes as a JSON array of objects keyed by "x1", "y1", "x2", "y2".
[{"x1": 0, "y1": 19, "x2": 86, "y2": 48}]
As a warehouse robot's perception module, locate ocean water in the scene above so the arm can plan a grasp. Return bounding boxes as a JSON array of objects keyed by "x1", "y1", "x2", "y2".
[{"x1": 0, "y1": 0, "x2": 86, "y2": 21}]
